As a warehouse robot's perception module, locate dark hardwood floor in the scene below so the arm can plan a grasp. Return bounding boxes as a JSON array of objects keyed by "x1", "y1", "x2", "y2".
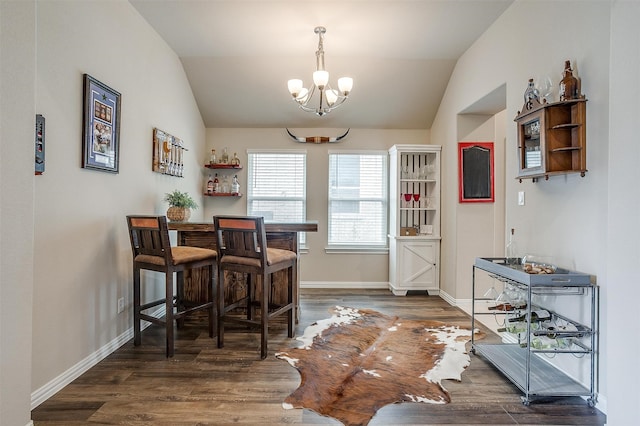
[{"x1": 32, "y1": 289, "x2": 606, "y2": 425}]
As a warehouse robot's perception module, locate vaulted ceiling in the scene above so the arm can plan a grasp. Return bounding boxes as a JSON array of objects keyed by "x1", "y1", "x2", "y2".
[{"x1": 129, "y1": 0, "x2": 513, "y2": 129}]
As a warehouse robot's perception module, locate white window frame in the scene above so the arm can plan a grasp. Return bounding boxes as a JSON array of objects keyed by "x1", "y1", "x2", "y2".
[
  {"x1": 246, "y1": 149, "x2": 307, "y2": 246},
  {"x1": 326, "y1": 150, "x2": 388, "y2": 254}
]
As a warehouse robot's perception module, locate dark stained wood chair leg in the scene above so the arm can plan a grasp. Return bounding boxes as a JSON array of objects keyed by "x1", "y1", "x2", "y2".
[
  {"x1": 133, "y1": 266, "x2": 142, "y2": 347},
  {"x1": 165, "y1": 272, "x2": 174, "y2": 358},
  {"x1": 208, "y1": 264, "x2": 216, "y2": 338},
  {"x1": 247, "y1": 273, "x2": 254, "y2": 322},
  {"x1": 176, "y1": 271, "x2": 186, "y2": 329},
  {"x1": 288, "y1": 265, "x2": 295, "y2": 339},
  {"x1": 261, "y1": 274, "x2": 270, "y2": 359},
  {"x1": 217, "y1": 268, "x2": 225, "y2": 349}
]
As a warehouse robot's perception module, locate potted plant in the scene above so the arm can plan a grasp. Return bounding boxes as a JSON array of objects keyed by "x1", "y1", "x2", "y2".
[{"x1": 163, "y1": 189, "x2": 198, "y2": 222}]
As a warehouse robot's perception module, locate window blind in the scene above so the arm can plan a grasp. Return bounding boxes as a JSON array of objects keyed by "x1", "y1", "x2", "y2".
[
  {"x1": 328, "y1": 152, "x2": 388, "y2": 246},
  {"x1": 247, "y1": 150, "x2": 307, "y2": 224}
]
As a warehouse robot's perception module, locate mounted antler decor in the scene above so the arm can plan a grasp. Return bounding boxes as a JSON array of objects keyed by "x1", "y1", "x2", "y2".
[{"x1": 286, "y1": 128, "x2": 350, "y2": 144}]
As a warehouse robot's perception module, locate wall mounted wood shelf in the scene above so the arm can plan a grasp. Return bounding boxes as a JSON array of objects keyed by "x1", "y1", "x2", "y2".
[{"x1": 514, "y1": 98, "x2": 587, "y2": 182}]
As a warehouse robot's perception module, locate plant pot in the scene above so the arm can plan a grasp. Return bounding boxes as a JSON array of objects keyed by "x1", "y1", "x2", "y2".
[{"x1": 166, "y1": 206, "x2": 191, "y2": 222}]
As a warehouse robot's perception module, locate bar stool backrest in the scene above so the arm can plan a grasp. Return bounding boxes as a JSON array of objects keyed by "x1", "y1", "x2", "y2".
[
  {"x1": 127, "y1": 215, "x2": 174, "y2": 267},
  {"x1": 214, "y1": 216, "x2": 268, "y2": 267}
]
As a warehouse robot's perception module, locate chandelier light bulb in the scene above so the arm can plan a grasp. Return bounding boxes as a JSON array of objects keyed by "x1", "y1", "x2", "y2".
[
  {"x1": 313, "y1": 70, "x2": 329, "y2": 89},
  {"x1": 338, "y1": 77, "x2": 353, "y2": 95},
  {"x1": 288, "y1": 79, "x2": 303, "y2": 97},
  {"x1": 296, "y1": 87, "x2": 310, "y2": 103},
  {"x1": 326, "y1": 89, "x2": 338, "y2": 106},
  {"x1": 286, "y1": 26, "x2": 353, "y2": 116}
]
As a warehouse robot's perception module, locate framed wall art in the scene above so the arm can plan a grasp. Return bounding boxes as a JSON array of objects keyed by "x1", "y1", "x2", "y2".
[
  {"x1": 82, "y1": 74, "x2": 121, "y2": 173},
  {"x1": 458, "y1": 142, "x2": 494, "y2": 203}
]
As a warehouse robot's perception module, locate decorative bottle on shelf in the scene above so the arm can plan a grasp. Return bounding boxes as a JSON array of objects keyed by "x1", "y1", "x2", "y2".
[
  {"x1": 221, "y1": 147, "x2": 229, "y2": 164},
  {"x1": 206, "y1": 174, "x2": 214, "y2": 195},
  {"x1": 559, "y1": 60, "x2": 579, "y2": 101},
  {"x1": 523, "y1": 78, "x2": 539, "y2": 109},
  {"x1": 506, "y1": 228, "x2": 518, "y2": 266},
  {"x1": 221, "y1": 175, "x2": 230, "y2": 193},
  {"x1": 209, "y1": 149, "x2": 217, "y2": 165},
  {"x1": 213, "y1": 173, "x2": 219, "y2": 193},
  {"x1": 231, "y1": 175, "x2": 240, "y2": 195},
  {"x1": 231, "y1": 152, "x2": 240, "y2": 166}
]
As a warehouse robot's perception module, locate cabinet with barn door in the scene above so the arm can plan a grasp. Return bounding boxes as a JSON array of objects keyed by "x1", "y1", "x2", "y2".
[{"x1": 388, "y1": 144, "x2": 441, "y2": 296}]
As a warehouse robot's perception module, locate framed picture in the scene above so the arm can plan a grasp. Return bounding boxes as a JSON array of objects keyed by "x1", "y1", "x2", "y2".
[
  {"x1": 82, "y1": 74, "x2": 121, "y2": 173},
  {"x1": 458, "y1": 142, "x2": 494, "y2": 203}
]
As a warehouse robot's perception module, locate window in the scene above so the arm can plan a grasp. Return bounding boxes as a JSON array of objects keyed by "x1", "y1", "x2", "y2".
[
  {"x1": 247, "y1": 150, "x2": 307, "y2": 242},
  {"x1": 328, "y1": 151, "x2": 388, "y2": 250}
]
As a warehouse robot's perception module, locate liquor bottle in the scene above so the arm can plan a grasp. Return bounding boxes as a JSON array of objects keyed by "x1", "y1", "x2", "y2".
[
  {"x1": 206, "y1": 174, "x2": 214, "y2": 195},
  {"x1": 559, "y1": 60, "x2": 579, "y2": 101},
  {"x1": 221, "y1": 175, "x2": 230, "y2": 193},
  {"x1": 209, "y1": 149, "x2": 217, "y2": 165},
  {"x1": 508, "y1": 309, "x2": 551, "y2": 323},
  {"x1": 231, "y1": 175, "x2": 240, "y2": 195},
  {"x1": 506, "y1": 228, "x2": 517, "y2": 265},
  {"x1": 488, "y1": 302, "x2": 527, "y2": 311},
  {"x1": 213, "y1": 173, "x2": 219, "y2": 193},
  {"x1": 231, "y1": 152, "x2": 240, "y2": 166},
  {"x1": 221, "y1": 147, "x2": 229, "y2": 164}
]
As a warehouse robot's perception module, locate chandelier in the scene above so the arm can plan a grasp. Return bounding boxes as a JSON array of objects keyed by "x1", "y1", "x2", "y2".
[{"x1": 287, "y1": 26, "x2": 353, "y2": 116}]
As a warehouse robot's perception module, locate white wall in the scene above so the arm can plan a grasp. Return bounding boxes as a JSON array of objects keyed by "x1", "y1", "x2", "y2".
[
  {"x1": 453, "y1": 112, "x2": 507, "y2": 301},
  {"x1": 430, "y1": 0, "x2": 613, "y2": 414},
  {"x1": 1, "y1": 1, "x2": 36, "y2": 425},
  {"x1": 205, "y1": 128, "x2": 430, "y2": 285},
  {"x1": 606, "y1": 1, "x2": 640, "y2": 424},
  {"x1": 31, "y1": 0, "x2": 206, "y2": 399}
]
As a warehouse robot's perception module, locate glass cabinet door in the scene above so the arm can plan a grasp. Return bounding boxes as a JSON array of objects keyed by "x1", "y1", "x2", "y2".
[{"x1": 522, "y1": 118, "x2": 541, "y2": 170}]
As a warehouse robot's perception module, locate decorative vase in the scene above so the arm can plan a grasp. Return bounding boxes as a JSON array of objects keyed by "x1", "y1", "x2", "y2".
[{"x1": 166, "y1": 206, "x2": 191, "y2": 222}]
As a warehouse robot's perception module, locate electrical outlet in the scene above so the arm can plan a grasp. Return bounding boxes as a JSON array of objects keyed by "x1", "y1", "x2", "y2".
[
  {"x1": 117, "y1": 297, "x2": 125, "y2": 313},
  {"x1": 518, "y1": 191, "x2": 525, "y2": 206}
]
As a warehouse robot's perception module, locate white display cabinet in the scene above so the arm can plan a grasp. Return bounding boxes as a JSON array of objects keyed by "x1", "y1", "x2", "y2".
[{"x1": 388, "y1": 144, "x2": 441, "y2": 295}]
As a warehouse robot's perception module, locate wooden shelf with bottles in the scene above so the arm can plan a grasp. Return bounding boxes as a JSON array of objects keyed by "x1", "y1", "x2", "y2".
[
  {"x1": 515, "y1": 97, "x2": 587, "y2": 182},
  {"x1": 203, "y1": 192, "x2": 242, "y2": 197},
  {"x1": 204, "y1": 159, "x2": 243, "y2": 197},
  {"x1": 204, "y1": 164, "x2": 242, "y2": 170}
]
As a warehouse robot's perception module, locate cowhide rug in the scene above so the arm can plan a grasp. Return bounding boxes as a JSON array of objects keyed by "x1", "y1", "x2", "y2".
[{"x1": 276, "y1": 306, "x2": 480, "y2": 426}]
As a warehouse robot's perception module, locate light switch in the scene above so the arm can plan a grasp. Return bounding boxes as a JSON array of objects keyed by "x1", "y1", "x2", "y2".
[{"x1": 518, "y1": 191, "x2": 525, "y2": 206}]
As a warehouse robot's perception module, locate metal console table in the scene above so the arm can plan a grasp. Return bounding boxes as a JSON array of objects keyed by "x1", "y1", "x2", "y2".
[{"x1": 471, "y1": 257, "x2": 598, "y2": 406}]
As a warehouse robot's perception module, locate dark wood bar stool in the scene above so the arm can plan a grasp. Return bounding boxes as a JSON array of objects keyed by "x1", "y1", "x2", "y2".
[
  {"x1": 126, "y1": 215, "x2": 217, "y2": 357},
  {"x1": 213, "y1": 215, "x2": 297, "y2": 359}
]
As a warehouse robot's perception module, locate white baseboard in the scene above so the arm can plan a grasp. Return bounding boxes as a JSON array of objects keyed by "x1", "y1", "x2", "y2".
[
  {"x1": 438, "y1": 289, "x2": 457, "y2": 306},
  {"x1": 301, "y1": 281, "x2": 389, "y2": 289},
  {"x1": 30, "y1": 307, "x2": 164, "y2": 410}
]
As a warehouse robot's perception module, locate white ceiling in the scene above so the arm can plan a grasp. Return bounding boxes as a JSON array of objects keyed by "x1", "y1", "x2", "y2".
[{"x1": 129, "y1": 0, "x2": 513, "y2": 129}]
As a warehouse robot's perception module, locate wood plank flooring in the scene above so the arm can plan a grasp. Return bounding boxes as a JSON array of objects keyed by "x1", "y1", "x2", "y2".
[{"x1": 32, "y1": 289, "x2": 606, "y2": 425}]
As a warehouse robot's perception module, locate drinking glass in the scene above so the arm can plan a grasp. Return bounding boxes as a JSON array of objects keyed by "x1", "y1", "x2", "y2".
[
  {"x1": 413, "y1": 193, "x2": 420, "y2": 208},
  {"x1": 403, "y1": 193, "x2": 412, "y2": 208}
]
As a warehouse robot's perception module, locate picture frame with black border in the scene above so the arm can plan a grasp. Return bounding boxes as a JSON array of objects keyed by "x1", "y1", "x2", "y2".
[{"x1": 82, "y1": 74, "x2": 121, "y2": 173}]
